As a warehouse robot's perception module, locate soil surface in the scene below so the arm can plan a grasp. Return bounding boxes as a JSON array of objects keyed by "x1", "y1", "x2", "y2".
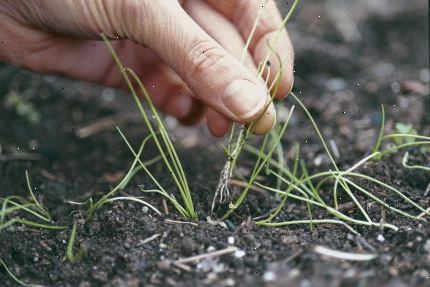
[{"x1": 1, "y1": 1, "x2": 429, "y2": 286}]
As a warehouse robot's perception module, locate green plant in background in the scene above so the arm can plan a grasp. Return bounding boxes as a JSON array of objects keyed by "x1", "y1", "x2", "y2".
[
  {"x1": 393, "y1": 123, "x2": 418, "y2": 145},
  {"x1": 4, "y1": 91, "x2": 41, "y2": 124}
]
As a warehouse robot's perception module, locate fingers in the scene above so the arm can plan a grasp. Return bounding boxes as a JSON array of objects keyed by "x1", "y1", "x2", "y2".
[
  {"x1": 127, "y1": 1, "x2": 269, "y2": 125},
  {"x1": 206, "y1": 109, "x2": 232, "y2": 137},
  {"x1": 183, "y1": 0, "x2": 256, "y2": 73},
  {"x1": 204, "y1": 0, "x2": 294, "y2": 99},
  {"x1": 141, "y1": 64, "x2": 205, "y2": 124},
  {"x1": 4, "y1": 0, "x2": 278, "y2": 134}
]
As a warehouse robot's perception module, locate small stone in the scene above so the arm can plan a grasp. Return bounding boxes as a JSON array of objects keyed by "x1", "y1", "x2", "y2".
[
  {"x1": 263, "y1": 271, "x2": 277, "y2": 282},
  {"x1": 234, "y1": 249, "x2": 246, "y2": 258},
  {"x1": 377, "y1": 234, "x2": 385, "y2": 242},
  {"x1": 207, "y1": 246, "x2": 216, "y2": 252},
  {"x1": 178, "y1": 237, "x2": 197, "y2": 256},
  {"x1": 157, "y1": 260, "x2": 171, "y2": 271},
  {"x1": 227, "y1": 236, "x2": 235, "y2": 245}
]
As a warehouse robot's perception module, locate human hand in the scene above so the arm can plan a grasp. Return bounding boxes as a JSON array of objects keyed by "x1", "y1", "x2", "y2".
[{"x1": 0, "y1": 0, "x2": 294, "y2": 136}]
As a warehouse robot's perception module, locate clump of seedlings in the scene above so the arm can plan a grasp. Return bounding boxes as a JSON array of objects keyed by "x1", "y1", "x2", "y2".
[
  {"x1": 0, "y1": 171, "x2": 65, "y2": 287},
  {"x1": 213, "y1": 0, "x2": 301, "y2": 211},
  {"x1": 225, "y1": 93, "x2": 429, "y2": 234},
  {"x1": 0, "y1": 170, "x2": 65, "y2": 231}
]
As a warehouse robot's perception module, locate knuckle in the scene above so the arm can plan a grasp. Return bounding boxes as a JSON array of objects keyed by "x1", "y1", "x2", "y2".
[{"x1": 185, "y1": 39, "x2": 228, "y2": 79}]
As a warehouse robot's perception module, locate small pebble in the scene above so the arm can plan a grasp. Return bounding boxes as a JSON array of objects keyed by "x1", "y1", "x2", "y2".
[
  {"x1": 227, "y1": 236, "x2": 235, "y2": 245},
  {"x1": 377, "y1": 234, "x2": 385, "y2": 242},
  {"x1": 263, "y1": 271, "x2": 277, "y2": 282},
  {"x1": 225, "y1": 278, "x2": 235, "y2": 286},
  {"x1": 234, "y1": 249, "x2": 246, "y2": 258}
]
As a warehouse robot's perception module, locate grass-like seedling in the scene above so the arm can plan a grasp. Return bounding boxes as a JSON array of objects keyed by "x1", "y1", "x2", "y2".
[
  {"x1": 214, "y1": 0, "x2": 301, "y2": 212},
  {"x1": 240, "y1": 93, "x2": 429, "y2": 234},
  {"x1": 0, "y1": 171, "x2": 65, "y2": 231},
  {"x1": 221, "y1": 106, "x2": 296, "y2": 219},
  {"x1": 66, "y1": 222, "x2": 85, "y2": 263},
  {"x1": 79, "y1": 35, "x2": 197, "y2": 220},
  {"x1": 0, "y1": 258, "x2": 42, "y2": 287},
  {"x1": 1, "y1": 171, "x2": 64, "y2": 286},
  {"x1": 83, "y1": 133, "x2": 162, "y2": 221}
]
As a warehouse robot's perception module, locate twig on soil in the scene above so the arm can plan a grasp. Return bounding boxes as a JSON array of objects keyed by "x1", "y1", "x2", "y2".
[
  {"x1": 227, "y1": 178, "x2": 266, "y2": 193},
  {"x1": 174, "y1": 246, "x2": 238, "y2": 265},
  {"x1": 172, "y1": 262, "x2": 193, "y2": 272},
  {"x1": 165, "y1": 219, "x2": 198, "y2": 226},
  {"x1": 162, "y1": 199, "x2": 169, "y2": 215},
  {"x1": 424, "y1": 182, "x2": 430, "y2": 197},
  {"x1": 138, "y1": 233, "x2": 161, "y2": 246},
  {"x1": 75, "y1": 112, "x2": 141, "y2": 138},
  {"x1": 314, "y1": 245, "x2": 378, "y2": 261},
  {"x1": 282, "y1": 249, "x2": 304, "y2": 264}
]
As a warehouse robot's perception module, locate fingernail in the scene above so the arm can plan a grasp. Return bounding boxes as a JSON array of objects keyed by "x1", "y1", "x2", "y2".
[
  {"x1": 251, "y1": 100, "x2": 277, "y2": 135},
  {"x1": 222, "y1": 79, "x2": 267, "y2": 122}
]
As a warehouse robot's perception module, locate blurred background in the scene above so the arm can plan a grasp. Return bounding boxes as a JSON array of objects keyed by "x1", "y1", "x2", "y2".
[{"x1": 0, "y1": 0, "x2": 429, "y2": 183}]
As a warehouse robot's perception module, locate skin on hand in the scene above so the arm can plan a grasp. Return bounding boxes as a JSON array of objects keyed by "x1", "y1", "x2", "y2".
[{"x1": 0, "y1": 0, "x2": 294, "y2": 136}]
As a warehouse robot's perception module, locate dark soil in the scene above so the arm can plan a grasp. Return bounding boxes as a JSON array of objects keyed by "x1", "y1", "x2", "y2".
[{"x1": 1, "y1": 1, "x2": 429, "y2": 287}]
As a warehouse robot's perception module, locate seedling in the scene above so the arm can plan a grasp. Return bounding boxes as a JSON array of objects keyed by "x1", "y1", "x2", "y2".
[
  {"x1": 0, "y1": 258, "x2": 42, "y2": 287},
  {"x1": 66, "y1": 222, "x2": 85, "y2": 263},
  {"x1": 78, "y1": 35, "x2": 197, "y2": 220},
  {"x1": 402, "y1": 151, "x2": 430, "y2": 171},
  {"x1": 0, "y1": 171, "x2": 65, "y2": 231},
  {"x1": 1, "y1": 172, "x2": 64, "y2": 286},
  {"x1": 84, "y1": 133, "x2": 162, "y2": 221},
  {"x1": 242, "y1": 93, "x2": 429, "y2": 234},
  {"x1": 214, "y1": 0, "x2": 301, "y2": 212}
]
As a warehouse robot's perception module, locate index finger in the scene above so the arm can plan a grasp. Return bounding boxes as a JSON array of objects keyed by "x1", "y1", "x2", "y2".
[{"x1": 204, "y1": 0, "x2": 295, "y2": 99}]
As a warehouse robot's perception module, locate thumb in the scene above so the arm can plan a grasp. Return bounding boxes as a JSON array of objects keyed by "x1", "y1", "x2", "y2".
[{"x1": 126, "y1": 1, "x2": 272, "y2": 124}]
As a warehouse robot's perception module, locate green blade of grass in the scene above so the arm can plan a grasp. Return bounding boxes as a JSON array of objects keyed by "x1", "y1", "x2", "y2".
[
  {"x1": 67, "y1": 222, "x2": 84, "y2": 263},
  {"x1": 255, "y1": 181, "x2": 399, "y2": 231},
  {"x1": 105, "y1": 196, "x2": 162, "y2": 215},
  {"x1": 101, "y1": 34, "x2": 195, "y2": 219},
  {"x1": 402, "y1": 152, "x2": 430, "y2": 172},
  {"x1": 261, "y1": 144, "x2": 301, "y2": 223},
  {"x1": 0, "y1": 258, "x2": 42, "y2": 287},
  {"x1": 221, "y1": 106, "x2": 295, "y2": 219},
  {"x1": 117, "y1": 128, "x2": 189, "y2": 218}
]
